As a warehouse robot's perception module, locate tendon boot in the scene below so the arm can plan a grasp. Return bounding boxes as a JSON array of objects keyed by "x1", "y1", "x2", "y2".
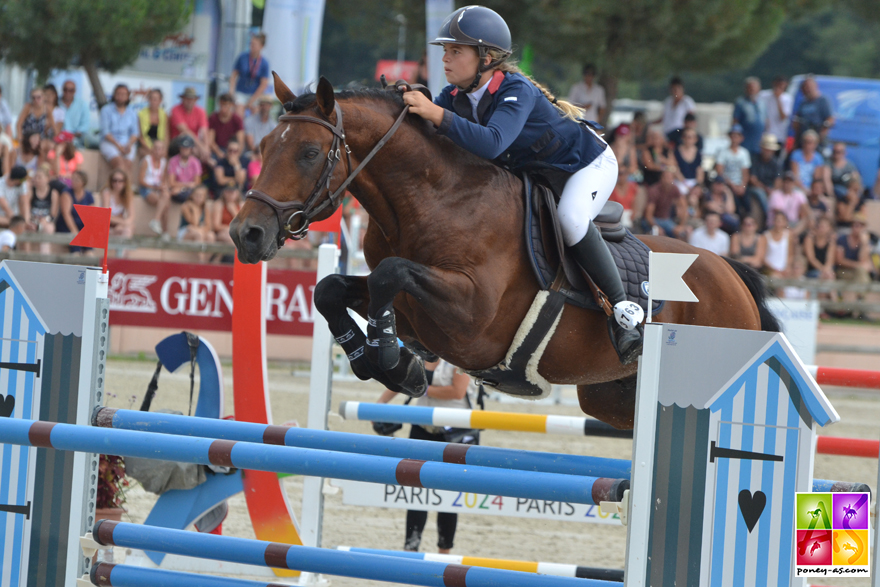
[{"x1": 570, "y1": 223, "x2": 645, "y2": 364}]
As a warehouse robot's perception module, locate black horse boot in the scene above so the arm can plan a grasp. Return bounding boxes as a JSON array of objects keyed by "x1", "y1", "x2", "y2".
[{"x1": 569, "y1": 223, "x2": 645, "y2": 364}]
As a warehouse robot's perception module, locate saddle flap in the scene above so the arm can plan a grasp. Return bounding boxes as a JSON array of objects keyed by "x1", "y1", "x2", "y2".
[{"x1": 521, "y1": 172, "x2": 662, "y2": 314}]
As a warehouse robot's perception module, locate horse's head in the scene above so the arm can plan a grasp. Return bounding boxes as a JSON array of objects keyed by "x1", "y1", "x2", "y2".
[{"x1": 230, "y1": 74, "x2": 348, "y2": 263}]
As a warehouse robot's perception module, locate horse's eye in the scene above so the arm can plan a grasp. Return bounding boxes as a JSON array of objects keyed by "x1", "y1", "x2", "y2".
[{"x1": 304, "y1": 149, "x2": 320, "y2": 160}]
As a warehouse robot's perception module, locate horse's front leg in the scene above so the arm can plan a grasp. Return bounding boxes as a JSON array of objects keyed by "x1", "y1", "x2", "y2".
[
  {"x1": 313, "y1": 273, "x2": 426, "y2": 397},
  {"x1": 365, "y1": 257, "x2": 484, "y2": 388}
]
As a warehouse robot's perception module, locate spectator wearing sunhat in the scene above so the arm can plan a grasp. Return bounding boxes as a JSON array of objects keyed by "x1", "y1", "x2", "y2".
[
  {"x1": 746, "y1": 133, "x2": 783, "y2": 217},
  {"x1": 169, "y1": 87, "x2": 210, "y2": 161},
  {"x1": 714, "y1": 123, "x2": 752, "y2": 217}
]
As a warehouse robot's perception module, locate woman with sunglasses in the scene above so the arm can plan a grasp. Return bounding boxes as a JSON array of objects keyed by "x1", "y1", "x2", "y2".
[
  {"x1": 102, "y1": 170, "x2": 134, "y2": 238},
  {"x1": 16, "y1": 88, "x2": 54, "y2": 141}
]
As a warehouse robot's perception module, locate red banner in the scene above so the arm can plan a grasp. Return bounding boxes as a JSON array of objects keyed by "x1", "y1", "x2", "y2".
[{"x1": 107, "y1": 259, "x2": 316, "y2": 336}]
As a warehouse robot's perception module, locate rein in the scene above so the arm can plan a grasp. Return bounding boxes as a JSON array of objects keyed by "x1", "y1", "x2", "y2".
[{"x1": 245, "y1": 101, "x2": 410, "y2": 245}]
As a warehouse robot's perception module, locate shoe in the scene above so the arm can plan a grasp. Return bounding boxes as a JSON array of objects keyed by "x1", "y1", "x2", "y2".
[
  {"x1": 149, "y1": 219, "x2": 163, "y2": 235},
  {"x1": 607, "y1": 316, "x2": 643, "y2": 365},
  {"x1": 569, "y1": 223, "x2": 645, "y2": 364}
]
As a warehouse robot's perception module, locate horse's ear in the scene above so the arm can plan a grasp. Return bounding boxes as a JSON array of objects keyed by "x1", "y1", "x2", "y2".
[
  {"x1": 273, "y1": 71, "x2": 296, "y2": 105},
  {"x1": 316, "y1": 76, "x2": 335, "y2": 117}
]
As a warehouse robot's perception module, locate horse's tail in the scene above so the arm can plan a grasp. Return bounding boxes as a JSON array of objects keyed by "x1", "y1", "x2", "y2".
[{"x1": 723, "y1": 257, "x2": 781, "y2": 332}]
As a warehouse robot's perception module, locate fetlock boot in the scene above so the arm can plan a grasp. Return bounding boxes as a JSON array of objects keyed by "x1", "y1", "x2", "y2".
[{"x1": 569, "y1": 223, "x2": 645, "y2": 365}]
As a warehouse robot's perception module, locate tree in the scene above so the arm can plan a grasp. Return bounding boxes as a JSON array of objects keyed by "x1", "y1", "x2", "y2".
[
  {"x1": 478, "y1": 0, "x2": 814, "y2": 107},
  {"x1": 0, "y1": 0, "x2": 192, "y2": 106}
]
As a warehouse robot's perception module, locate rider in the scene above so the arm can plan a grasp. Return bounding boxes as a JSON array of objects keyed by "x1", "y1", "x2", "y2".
[{"x1": 403, "y1": 5, "x2": 644, "y2": 363}]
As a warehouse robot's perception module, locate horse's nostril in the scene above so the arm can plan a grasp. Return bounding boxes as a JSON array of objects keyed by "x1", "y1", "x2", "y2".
[{"x1": 244, "y1": 225, "x2": 265, "y2": 246}]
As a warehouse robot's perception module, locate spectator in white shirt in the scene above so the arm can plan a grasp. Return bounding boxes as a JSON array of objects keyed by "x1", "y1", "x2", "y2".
[
  {"x1": 0, "y1": 216, "x2": 26, "y2": 251},
  {"x1": 0, "y1": 166, "x2": 28, "y2": 224},
  {"x1": 759, "y1": 76, "x2": 793, "y2": 147},
  {"x1": 566, "y1": 64, "x2": 606, "y2": 123},
  {"x1": 656, "y1": 77, "x2": 695, "y2": 142},
  {"x1": 689, "y1": 212, "x2": 730, "y2": 256}
]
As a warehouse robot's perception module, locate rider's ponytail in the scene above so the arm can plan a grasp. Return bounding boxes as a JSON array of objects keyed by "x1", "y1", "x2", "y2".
[{"x1": 487, "y1": 49, "x2": 585, "y2": 122}]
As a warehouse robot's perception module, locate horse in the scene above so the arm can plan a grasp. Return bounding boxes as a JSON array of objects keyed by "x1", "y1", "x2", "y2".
[{"x1": 230, "y1": 74, "x2": 779, "y2": 429}]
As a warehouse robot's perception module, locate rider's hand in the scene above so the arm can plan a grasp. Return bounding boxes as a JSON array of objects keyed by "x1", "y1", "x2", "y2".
[{"x1": 402, "y1": 91, "x2": 444, "y2": 127}]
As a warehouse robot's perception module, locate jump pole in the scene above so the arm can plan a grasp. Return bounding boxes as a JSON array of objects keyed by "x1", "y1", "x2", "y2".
[
  {"x1": 86, "y1": 563, "x2": 294, "y2": 587},
  {"x1": 339, "y1": 401, "x2": 632, "y2": 437},
  {"x1": 336, "y1": 547, "x2": 624, "y2": 582},
  {"x1": 88, "y1": 521, "x2": 616, "y2": 587},
  {"x1": 93, "y1": 407, "x2": 631, "y2": 478},
  {"x1": 0, "y1": 419, "x2": 628, "y2": 506},
  {"x1": 91, "y1": 406, "x2": 863, "y2": 492}
]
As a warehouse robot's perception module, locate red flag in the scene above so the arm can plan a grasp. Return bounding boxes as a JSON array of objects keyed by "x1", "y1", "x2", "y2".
[
  {"x1": 70, "y1": 205, "x2": 112, "y2": 273},
  {"x1": 309, "y1": 206, "x2": 342, "y2": 233}
]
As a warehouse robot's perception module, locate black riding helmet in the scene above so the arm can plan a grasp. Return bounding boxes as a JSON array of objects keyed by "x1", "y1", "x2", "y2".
[{"x1": 430, "y1": 5, "x2": 512, "y2": 93}]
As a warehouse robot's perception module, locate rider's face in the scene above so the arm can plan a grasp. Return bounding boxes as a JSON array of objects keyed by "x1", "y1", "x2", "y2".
[{"x1": 442, "y1": 44, "x2": 481, "y2": 87}]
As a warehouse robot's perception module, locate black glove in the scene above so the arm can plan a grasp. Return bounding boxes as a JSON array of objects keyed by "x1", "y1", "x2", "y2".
[{"x1": 425, "y1": 369, "x2": 434, "y2": 386}]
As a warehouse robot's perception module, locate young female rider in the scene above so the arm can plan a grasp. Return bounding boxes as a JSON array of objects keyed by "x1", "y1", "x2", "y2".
[{"x1": 402, "y1": 5, "x2": 644, "y2": 363}]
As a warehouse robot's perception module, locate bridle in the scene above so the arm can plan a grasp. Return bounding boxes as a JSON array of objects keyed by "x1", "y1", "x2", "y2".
[{"x1": 245, "y1": 101, "x2": 410, "y2": 246}]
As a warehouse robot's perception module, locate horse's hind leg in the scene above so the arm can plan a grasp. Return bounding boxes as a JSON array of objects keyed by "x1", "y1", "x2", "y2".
[
  {"x1": 313, "y1": 274, "x2": 426, "y2": 396},
  {"x1": 577, "y1": 375, "x2": 637, "y2": 430}
]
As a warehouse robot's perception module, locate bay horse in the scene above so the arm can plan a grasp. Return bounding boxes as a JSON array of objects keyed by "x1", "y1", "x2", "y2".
[{"x1": 230, "y1": 75, "x2": 778, "y2": 429}]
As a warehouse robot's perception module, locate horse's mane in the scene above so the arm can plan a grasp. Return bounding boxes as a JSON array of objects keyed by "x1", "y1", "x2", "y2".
[{"x1": 287, "y1": 87, "x2": 516, "y2": 178}]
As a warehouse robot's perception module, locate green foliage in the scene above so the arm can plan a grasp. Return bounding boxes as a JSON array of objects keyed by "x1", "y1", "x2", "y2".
[{"x1": 0, "y1": 0, "x2": 192, "y2": 79}]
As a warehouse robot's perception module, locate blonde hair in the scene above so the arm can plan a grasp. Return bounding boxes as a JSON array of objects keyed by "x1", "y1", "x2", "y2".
[{"x1": 487, "y1": 49, "x2": 584, "y2": 121}]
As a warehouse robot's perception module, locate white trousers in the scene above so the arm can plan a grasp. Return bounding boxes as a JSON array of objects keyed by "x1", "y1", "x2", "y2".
[{"x1": 557, "y1": 145, "x2": 619, "y2": 246}]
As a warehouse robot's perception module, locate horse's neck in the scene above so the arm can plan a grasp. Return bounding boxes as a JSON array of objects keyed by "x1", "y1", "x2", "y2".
[{"x1": 345, "y1": 103, "x2": 520, "y2": 251}]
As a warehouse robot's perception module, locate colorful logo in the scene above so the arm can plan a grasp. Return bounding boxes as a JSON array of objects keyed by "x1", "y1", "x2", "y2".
[{"x1": 795, "y1": 492, "x2": 870, "y2": 577}]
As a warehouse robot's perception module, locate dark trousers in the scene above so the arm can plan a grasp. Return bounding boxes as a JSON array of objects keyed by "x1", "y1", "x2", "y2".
[{"x1": 403, "y1": 424, "x2": 479, "y2": 551}]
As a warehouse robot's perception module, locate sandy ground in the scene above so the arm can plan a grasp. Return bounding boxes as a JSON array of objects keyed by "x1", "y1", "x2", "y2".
[{"x1": 102, "y1": 358, "x2": 880, "y2": 587}]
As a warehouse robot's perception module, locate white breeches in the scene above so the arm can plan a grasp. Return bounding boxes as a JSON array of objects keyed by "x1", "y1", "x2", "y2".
[{"x1": 557, "y1": 145, "x2": 619, "y2": 246}]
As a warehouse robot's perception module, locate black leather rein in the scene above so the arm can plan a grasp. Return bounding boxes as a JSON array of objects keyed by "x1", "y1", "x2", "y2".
[{"x1": 245, "y1": 101, "x2": 410, "y2": 245}]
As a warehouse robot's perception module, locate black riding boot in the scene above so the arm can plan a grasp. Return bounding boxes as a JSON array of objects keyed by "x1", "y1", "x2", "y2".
[{"x1": 569, "y1": 223, "x2": 644, "y2": 365}]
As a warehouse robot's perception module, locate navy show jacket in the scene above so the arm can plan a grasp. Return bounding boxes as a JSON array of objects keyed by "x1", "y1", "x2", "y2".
[{"x1": 434, "y1": 71, "x2": 606, "y2": 173}]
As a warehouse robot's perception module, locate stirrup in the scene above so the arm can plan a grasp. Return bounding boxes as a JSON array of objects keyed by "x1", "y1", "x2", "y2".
[
  {"x1": 612, "y1": 301, "x2": 644, "y2": 331},
  {"x1": 606, "y1": 318, "x2": 643, "y2": 365}
]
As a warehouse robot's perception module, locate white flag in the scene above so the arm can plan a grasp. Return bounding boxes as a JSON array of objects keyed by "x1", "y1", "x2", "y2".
[{"x1": 648, "y1": 252, "x2": 699, "y2": 302}]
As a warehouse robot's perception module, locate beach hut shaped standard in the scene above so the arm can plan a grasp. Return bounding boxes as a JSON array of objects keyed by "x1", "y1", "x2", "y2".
[
  {"x1": 627, "y1": 323, "x2": 839, "y2": 587},
  {"x1": 0, "y1": 262, "x2": 106, "y2": 587}
]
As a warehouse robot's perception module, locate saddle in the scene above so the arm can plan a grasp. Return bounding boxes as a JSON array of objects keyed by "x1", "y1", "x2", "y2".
[
  {"x1": 522, "y1": 172, "x2": 662, "y2": 314},
  {"x1": 464, "y1": 172, "x2": 662, "y2": 399}
]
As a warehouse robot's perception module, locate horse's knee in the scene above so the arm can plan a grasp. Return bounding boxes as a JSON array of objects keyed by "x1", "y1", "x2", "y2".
[
  {"x1": 314, "y1": 274, "x2": 352, "y2": 317},
  {"x1": 368, "y1": 257, "x2": 415, "y2": 296}
]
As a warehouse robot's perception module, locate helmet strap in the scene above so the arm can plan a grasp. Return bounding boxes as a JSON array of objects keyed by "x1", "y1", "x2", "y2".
[{"x1": 458, "y1": 48, "x2": 507, "y2": 94}]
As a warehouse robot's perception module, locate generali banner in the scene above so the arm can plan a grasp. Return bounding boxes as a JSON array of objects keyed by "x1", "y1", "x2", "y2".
[{"x1": 107, "y1": 259, "x2": 316, "y2": 336}]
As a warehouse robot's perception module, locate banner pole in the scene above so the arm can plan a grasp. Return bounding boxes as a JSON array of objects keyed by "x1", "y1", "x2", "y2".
[{"x1": 647, "y1": 251, "x2": 654, "y2": 324}]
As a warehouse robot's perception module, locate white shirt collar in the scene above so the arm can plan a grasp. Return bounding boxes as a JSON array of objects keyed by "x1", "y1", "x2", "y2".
[{"x1": 467, "y1": 82, "x2": 490, "y2": 121}]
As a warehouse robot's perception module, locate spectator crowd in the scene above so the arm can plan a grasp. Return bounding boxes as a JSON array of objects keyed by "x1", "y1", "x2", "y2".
[
  {"x1": 0, "y1": 44, "x2": 877, "y2": 299},
  {"x1": 0, "y1": 32, "x2": 278, "y2": 255},
  {"x1": 572, "y1": 70, "x2": 880, "y2": 310}
]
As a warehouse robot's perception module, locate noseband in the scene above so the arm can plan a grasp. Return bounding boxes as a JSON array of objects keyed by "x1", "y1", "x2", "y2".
[{"x1": 245, "y1": 101, "x2": 410, "y2": 245}]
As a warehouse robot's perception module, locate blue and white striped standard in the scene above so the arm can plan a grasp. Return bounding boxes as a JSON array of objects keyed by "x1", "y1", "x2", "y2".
[
  {"x1": 94, "y1": 407, "x2": 631, "y2": 479},
  {"x1": 92, "y1": 521, "x2": 616, "y2": 587},
  {"x1": 0, "y1": 419, "x2": 622, "y2": 506}
]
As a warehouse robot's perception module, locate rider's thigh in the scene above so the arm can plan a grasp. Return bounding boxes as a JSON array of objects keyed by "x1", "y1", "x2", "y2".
[{"x1": 557, "y1": 146, "x2": 618, "y2": 245}]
